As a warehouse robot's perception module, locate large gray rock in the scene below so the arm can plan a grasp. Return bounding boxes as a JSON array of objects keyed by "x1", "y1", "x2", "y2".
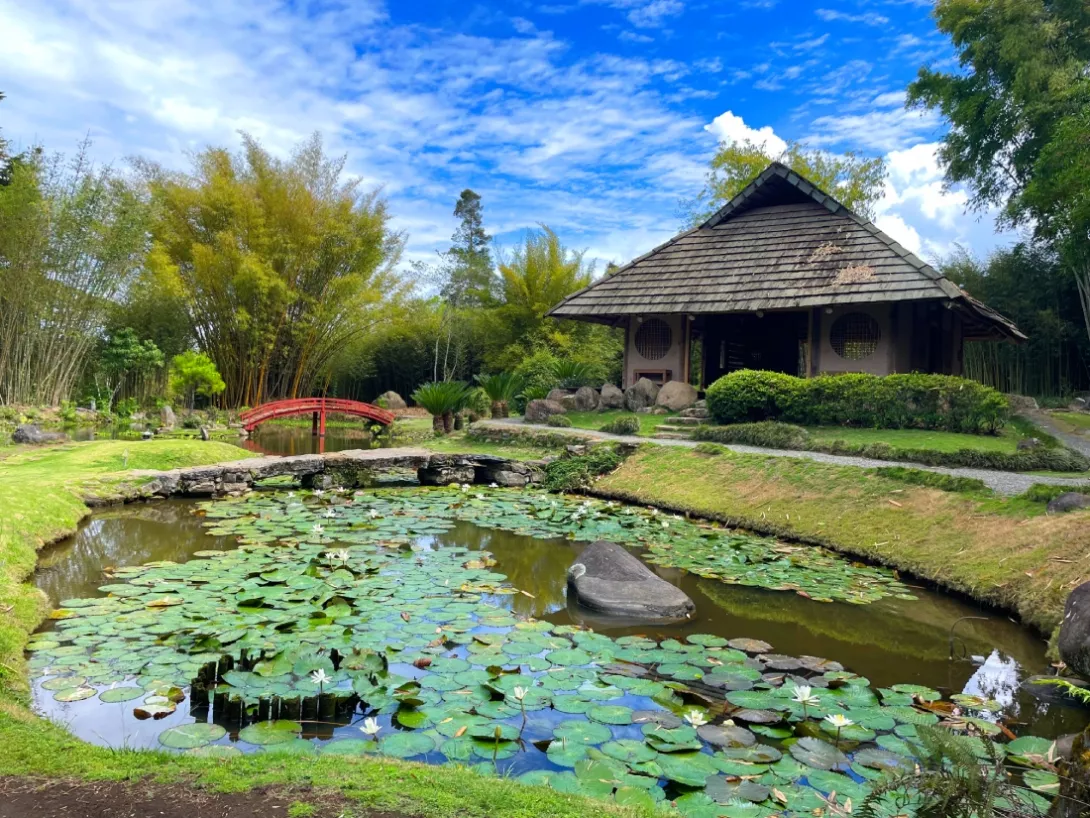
[
  {"x1": 1005, "y1": 393, "x2": 1039, "y2": 413},
  {"x1": 11, "y1": 424, "x2": 67, "y2": 444},
  {"x1": 624, "y1": 378, "x2": 660, "y2": 412},
  {"x1": 560, "y1": 394, "x2": 580, "y2": 411},
  {"x1": 567, "y1": 540, "x2": 695, "y2": 621},
  {"x1": 160, "y1": 405, "x2": 176, "y2": 429},
  {"x1": 376, "y1": 390, "x2": 407, "y2": 410},
  {"x1": 1049, "y1": 493, "x2": 1090, "y2": 515},
  {"x1": 1059, "y1": 582, "x2": 1090, "y2": 679},
  {"x1": 1017, "y1": 437, "x2": 1043, "y2": 451},
  {"x1": 656, "y1": 381, "x2": 699, "y2": 411},
  {"x1": 600, "y1": 383, "x2": 625, "y2": 410},
  {"x1": 524, "y1": 399, "x2": 566, "y2": 423},
  {"x1": 547, "y1": 389, "x2": 571, "y2": 404},
  {"x1": 573, "y1": 386, "x2": 600, "y2": 412}
]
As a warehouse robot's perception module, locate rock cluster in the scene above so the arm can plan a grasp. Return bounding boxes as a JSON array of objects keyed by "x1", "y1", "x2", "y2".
[
  {"x1": 523, "y1": 379, "x2": 699, "y2": 423},
  {"x1": 11, "y1": 424, "x2": 67, "y2": 445}
]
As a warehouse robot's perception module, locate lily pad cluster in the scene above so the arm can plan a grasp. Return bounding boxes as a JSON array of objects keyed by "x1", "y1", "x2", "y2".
[{"x1": 28, "y1": 488, "x2": 1056, "y2": 817}]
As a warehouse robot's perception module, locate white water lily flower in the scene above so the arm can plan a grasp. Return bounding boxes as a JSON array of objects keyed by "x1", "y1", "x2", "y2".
[
  {"x1": 651, "y1": 507, "x2": 659, "y2": 515},
  {"x1": 314, "y1": 489, "x2": 324, "y2": 497},
  {"x1": 312, "y1": 523, "x2": 324, "y2": 534},
  {"x1": 512, "y1": 686, "x2": 528, "y2": 701},
  {"x1": 460, "y1": 483, "x2": 470, "y2": 492},
  {"x1": 475, "y1": 493, "x2": 485, "y2": 500},
  {"x1": 824, "y1": 713, "x2": 854, "y2": 729},
  {"x1": 335, "y1": 549, "x2": 350, "y2": 563},
  {"x1": 684, "y1": 710, "x2": 708, "y2": 727},
  {"x1": 310, "y1": 668, "x2": 330, "y2": 686},
  {"x1": 791, "y1": 685, "x2": 820, "y2": 706},
  {"x1": 489, "y1": 482, "x2": 499, "y2": 489},
  {"x1": 360, "y1": 717, "x2": 381, "y2": 737},
  {"x1": 661, "y1": 521, "x2": 669, "y2": 529},
  {"x1": 368, "y1": 508, "x2": 380, "y2": 519},
  {"x1": 287, "y1": 492, "x2": 296, "y2": 499},
  {"x1": 324, "y1": 508, "x2": 336, "y2": 518}
]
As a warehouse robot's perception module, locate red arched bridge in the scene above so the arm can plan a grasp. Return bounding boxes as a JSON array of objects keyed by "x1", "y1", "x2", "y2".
[{"x1": 240, "y1": 398, "x2": 396, "y2": 437}]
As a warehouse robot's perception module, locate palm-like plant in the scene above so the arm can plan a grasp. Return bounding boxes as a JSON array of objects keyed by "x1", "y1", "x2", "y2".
[
  {"x1": 551, "y1": 360, "x2": 595, "y2": 389},
  {"x1": 411, "y1": 381, "x2": 470, "y2": 434},
  {"x1": 475, "y1": 372, "x2": 525, "y2": 418}
]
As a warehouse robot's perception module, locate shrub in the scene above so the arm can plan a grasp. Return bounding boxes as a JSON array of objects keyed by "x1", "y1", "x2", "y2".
[
  {"x1": 600, "y1": 415, "x2": 640, "y2": 435},
  {"x1": 1019, "y1": 483, "x2": 1090, "y2": 504},
  {"x1": 475, "y1": 372, "x2": 525, "y2": 418},
  {"x1": 59, "y1": 400, "x2": 78, "y2": 424},
  {"x1": 181, "y1": 414, "x2": 203, "y2": 429},
  {"x1": 693, "y1": 442, "x2": 727, "y2": 456},
  {"x1": 114, "y1": 397, "x2": 138, "y2": 419},
  {"x1": 544, "y1": 444, "x2": 626, "y2": 491},
  {"x1": 692, "y1": 421, "x2": 810, "y2": 450},
  {"x1": 873, "y1": 467, "x2": 990, "y2": 494},
  {"x1": 546, "y1": 414, "x2": 573, "y2": 427},
  {"x1": 513, "y1": 348, "x2": 562, "y2": 396},
  {"x1": 705, "y1": 369, "x2": 803, "y2": 424},
  {"x1": 704, "y1": 369, "x2": 1011, "y2": 433},
  {"x1": 411, "y1": 381, "x2": 471, "y2": 435},
  {"x1": 551, "y1": 360, "x2": 597, "y2": 389}
]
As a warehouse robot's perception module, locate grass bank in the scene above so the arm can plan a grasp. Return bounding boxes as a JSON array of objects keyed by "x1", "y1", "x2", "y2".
[
  {"x1": 561, "y1": 410, "x2": 677, "y2": 437},
  {"x1": 0, "y1": 439, "x2": 636, "y2": 818},
  {"x1": 592, "y1": 445, "x2": 1090, "y2": 637}
]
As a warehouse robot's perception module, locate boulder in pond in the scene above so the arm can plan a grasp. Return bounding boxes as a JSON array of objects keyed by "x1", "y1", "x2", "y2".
[
  {"x1": 656, "y1": 380, "x2": 699, "y2": 411},
  {"x1": 1049, "y1": 493, "x2": 1090, "y2": 515},
  {"x1": 524, "y1": 399, "x2": 566, "y2": 423},
  {"x1": 11, "y1": 424, "x2": 67, "y2": 445},
  {"x1": 567, "y1": 540, "x2": 695, "y2": 621},
  {"x1": 624, "y1": 378, "x2": 660, "y2": 412},
  {"x1": 376, "y1": 390, "x2": 407, "y2": 411},
  {"x1": 599, "y1": 383, "x2": 625, "y2": 410},
  {"x1": 1058, "y1": 581, "x2": 1090, "y2": 679}
]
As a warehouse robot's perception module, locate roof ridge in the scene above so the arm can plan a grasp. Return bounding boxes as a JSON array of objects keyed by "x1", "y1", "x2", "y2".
[{"x1": 700, "y1": 161, "x2": 850, "y2": 230}]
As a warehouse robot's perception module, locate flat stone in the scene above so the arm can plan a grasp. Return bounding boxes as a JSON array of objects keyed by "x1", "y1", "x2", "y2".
[
  {"x1": 525, "y1": 399, "x2": 566, "y2": 423},
  {"x1": 418, "y1": 464, "x2": 476, "y2": 486},
  {"x1": 567, "y1": 540, "x2": 695, "y2": 621}
]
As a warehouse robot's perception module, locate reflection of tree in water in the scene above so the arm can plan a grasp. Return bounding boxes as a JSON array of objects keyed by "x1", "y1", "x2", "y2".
[
  {"x1": 34, "y1": 503, "x2": 234, "y2": 607},
  {"x1": 433, "y1": 522, "x2": 579, "y2": 620}
]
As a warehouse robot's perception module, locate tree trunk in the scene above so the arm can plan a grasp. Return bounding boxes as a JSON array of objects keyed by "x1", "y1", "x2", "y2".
[
  {"x1": 490, "y1": 400, "x2": 503, "y2": 419},
  {"x1": 442, "y1": 411, "x2": 454, "y2": 434},
  {"x1": 454, "y1": 413, "x2": 464, "y2": 431},
  {"x1": 432, "y1": 414, "x2": 444, "y2": 435}
]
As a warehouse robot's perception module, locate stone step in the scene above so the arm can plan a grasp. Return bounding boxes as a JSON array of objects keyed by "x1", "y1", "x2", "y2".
[
  {"x1": 654, "y1": 431, "x2": 693, "y2": 440},
  {"x1": 669, "y1": 416, "x2": 703, "y2": 426},
  {"x1": 679, "y1": 408, "x2": 709, "y2": 419}
]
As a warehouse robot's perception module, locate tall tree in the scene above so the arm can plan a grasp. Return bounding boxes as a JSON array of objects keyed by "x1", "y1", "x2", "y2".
[
  {"x1": 140, "y1": 133, "x2": 406, "y2": 407},
  {"x1": 907, "y1": 0, "x2": 1090, "y2": 341},
  {"x1": 684, "y1": 140, "x2": 887, "y2": 226},
  {"x1": 442, "y1": 189, "x2": 495, "y2": 306}
]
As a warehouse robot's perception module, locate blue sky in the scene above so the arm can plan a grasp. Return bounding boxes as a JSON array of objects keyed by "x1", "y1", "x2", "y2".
[{"x1": 0, "y1": 0, "x2": 1022, "y2": 275}]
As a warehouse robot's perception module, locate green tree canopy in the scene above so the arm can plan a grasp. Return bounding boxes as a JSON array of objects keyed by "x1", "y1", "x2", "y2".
[
  {"x1": 684, "y1": 140, "x2": 888, "y2": 226},
  {"x1": 169, "y1": 351, "x2": 226, "y2": 410},
  {"x1": 140, "y1": 132, "x2": 406, "y2": 407},
  {"x1": 442, "y1": 189, "x2": 495, "y2": 306},
  {"x1": 98, "y1": 328, "x2": 164, "y2": 405}
]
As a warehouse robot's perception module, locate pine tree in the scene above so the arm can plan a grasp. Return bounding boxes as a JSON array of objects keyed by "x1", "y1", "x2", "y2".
[{"x1": 443, "y1": 189, "x2": 495, "y2": 306}]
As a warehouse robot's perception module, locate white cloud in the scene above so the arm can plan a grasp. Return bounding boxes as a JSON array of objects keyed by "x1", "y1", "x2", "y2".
[
  {"x1": 704, "y1": 111, "x2": 788, "y2": 154},
  {"x1": 874, "y1": 213, "x2": 923, "y2": 255},
  {"x1": 815, "y1": 9, "x2": 890, "y2": 26},
  {"x1": 627, "y1": 0, "x2": 684, "y2": 28},
  {"x1": 619, "y1": 30, "x2": 655, "y2": 43}
]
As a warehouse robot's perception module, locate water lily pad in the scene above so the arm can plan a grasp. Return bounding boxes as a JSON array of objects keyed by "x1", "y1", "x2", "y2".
[
  {"x1": 53, "y1": 686, "x2": 96, "y2": 702},
  {"x1": 159, "y1": 722, "x2": 227, "y2": 749},
  {"x1": 657, "y1": 751, "x2": 721, "y2": 787},
  {"x1": 321, "y1": 739, "x2": 377, "y2": 756},
  {"x1": 601, "y1": 739, "x2": 658, "y2": 764},
  {"x1": 238, "y1": 720, "x2": 302, "y2": 746},
  {"x1": 705, "y1": 775, "x2": 770, "y2": 804},
  {"x1": 788, "y1": 736, "x2": 847, "y2": 770},
  {"x1": 587, "y1": 705, "x2": 633, "y2": 725},
  {"x1": 379, "y1": 731, "x2": 437, "y2": 758},
  {"x1": 99, "y1": 687, "x2": 144, "y2": 703},
  {"x1": 553, "y1": 720, "x2": 612, "y2": 745}
]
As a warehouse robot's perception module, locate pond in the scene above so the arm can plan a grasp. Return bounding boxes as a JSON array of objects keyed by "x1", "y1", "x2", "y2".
[
  {"x1": 241, "y1": 424, "x2": 381, "y2": 457},
  {"x1": 29, "y1": 488, "x2": 1076, "y2": 815}
]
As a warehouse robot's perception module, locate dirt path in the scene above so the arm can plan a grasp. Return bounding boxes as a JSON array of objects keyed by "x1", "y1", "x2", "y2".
[
  {"x1": 477, "y1": 419, "x2": 1090, "y2": 496},
  {"x1": 1023, "y1": 409, "x2": 1090, "y2": 458},
  {"x1": 0, "y1": 779, "x2": 412, "y2": 818}
]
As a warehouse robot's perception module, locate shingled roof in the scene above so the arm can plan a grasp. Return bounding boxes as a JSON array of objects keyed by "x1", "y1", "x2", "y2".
[{"x1": 548, "y1": 162, "x2": 1025, "y2": 341}]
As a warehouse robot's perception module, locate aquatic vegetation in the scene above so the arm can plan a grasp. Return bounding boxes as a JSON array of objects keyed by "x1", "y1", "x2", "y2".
[{"x1": 27, "y1": 487, "x2": 1057, "y2": 816}]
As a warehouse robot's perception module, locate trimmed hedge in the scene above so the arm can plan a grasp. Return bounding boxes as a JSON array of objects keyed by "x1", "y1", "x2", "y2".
[
  {"x1": 705, "y1": 369, "x2": 1010, "y2": 433},
  {"x1": 599, "y1": 415, "x2": 640, "y2": 435},
  {"x1": 691, "y1": 422, "x2": 1090, "y2": 473}
]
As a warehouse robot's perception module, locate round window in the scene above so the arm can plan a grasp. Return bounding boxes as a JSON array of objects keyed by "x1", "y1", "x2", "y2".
[
  {"x1": 830, "y1": 313, "x2": 881, "y2": 361},
  {"x1": 634, "y1": 318, "x2": 673, "y2": 361}
]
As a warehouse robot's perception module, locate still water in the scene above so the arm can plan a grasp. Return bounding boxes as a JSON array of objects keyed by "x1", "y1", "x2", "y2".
[{"x1": 32, "y1": 498, "x2": 1082, "y2": 751}]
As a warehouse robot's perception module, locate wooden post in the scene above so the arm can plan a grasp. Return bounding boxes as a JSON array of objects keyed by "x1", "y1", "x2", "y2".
[
  {"x1": 318, "y1": 399, "x2": 327, "y2": 438},
  {"x1": 311, "y1": 411, "x2": 319, "y2": 437}
]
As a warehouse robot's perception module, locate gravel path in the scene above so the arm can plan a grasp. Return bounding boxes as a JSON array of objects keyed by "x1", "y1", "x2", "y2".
[
  {"x1": 477, "y1": 419, "x2": 1090, "y2": 496},
  {"x1": 1021, "y1": 409, "x2": 1090, "y2": 458}
]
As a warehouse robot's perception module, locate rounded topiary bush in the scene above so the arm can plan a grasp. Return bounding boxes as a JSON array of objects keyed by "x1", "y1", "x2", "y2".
[
  {"x1": 692, "y1": 421, "x2": 810, "y2": 450},
  {"x1": 546, "y1": 414, "x2": 573, "y2": 428},
  {"x1": 600, "y1": 415, "x2": 640, "y2": 435},
  {"x1": 705, "y1": 370, "x2": 804, "y2": 424}
]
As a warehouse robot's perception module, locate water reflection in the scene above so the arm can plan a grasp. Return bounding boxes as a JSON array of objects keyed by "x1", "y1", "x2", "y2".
[
  {"x1": 242, "y1": 425, "x2": 380, "y2": 456},
  {"x1": 32, "y1": 498, "x2": 1087, "y2": 739}
]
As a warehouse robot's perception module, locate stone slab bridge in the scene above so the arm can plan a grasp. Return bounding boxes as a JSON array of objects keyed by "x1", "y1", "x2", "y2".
[{"x1": 128, "y1": 448, "x2": 547, "y2": 500}]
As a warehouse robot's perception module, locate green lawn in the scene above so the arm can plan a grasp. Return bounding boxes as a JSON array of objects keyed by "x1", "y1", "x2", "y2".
[
  {"x1": 805, "y1": 425, "x2": 1021, "y2": 453},
  {"x1": 562, "y1": 410, "x2": 678, "y2": 436},
  {"x1": 0, "y1": 438, "x2": 627, "y2": 818}
]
